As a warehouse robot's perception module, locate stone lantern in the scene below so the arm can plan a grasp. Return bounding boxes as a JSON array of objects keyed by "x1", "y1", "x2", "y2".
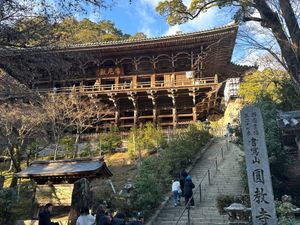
[{"x1": 224, "y1": 203, "x2": 251, "y2": 225}]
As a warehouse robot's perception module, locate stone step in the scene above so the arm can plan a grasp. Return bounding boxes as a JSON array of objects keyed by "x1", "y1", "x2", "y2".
[{"x1": 152, "y1": 140, "x2": 243, "y2": 225}]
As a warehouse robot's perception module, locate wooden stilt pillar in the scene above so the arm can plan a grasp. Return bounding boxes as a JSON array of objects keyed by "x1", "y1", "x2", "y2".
[
  {"x1": 153, "y1": 109, "x2": 157, "y2": 125},
  {"x1": 193, "y1": 107, "x2": 197, "y2": 122},
  {"x1": 115, "y1": 110, "x2": 119, "y2": 125},
  {"x1": 108, "y1": 93, "x2": 119, "y2": 126},
  {"x1": 168, "y1": 89, "x2": 177, "y2": 128},
  {"x1": 148, "y1": 90, "x2": 157, "y2": 126},
  {"x1": 173, "y1": 108, "x2": 177, "y2": 128},
  {"x1": 134, "y1": 109, "x2": 138, "y2": 128},
  {"x1": 129, "y1": 92, "x2": 138, "y2": 128}
]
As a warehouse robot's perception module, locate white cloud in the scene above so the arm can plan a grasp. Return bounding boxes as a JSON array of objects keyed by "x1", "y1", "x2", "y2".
[
  {"x1": 136, "y1": 0, "x2": 224, "y2": 37},
  {"x1": 163, "y1": 7, "x2": 219, "y2": 35},
  {"x1": 134, "y1": 1, "x2": 157, "y2": 36},
  {"x1": 138, "y1": 0, "x2": 161, "y2": 7}
]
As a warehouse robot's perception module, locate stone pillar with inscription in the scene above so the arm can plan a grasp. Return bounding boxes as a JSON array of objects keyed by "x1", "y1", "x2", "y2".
[{"x1": 241, "y1": 106, "x2": 277, "y2": 225}]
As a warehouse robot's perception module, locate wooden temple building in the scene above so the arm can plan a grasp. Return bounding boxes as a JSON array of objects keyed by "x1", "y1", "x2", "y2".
[{"x1": 1, "y1": 24, "x2": 250, "y2": 130}]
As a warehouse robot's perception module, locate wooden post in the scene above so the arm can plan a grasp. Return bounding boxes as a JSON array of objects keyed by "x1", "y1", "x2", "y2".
[
  {"x1": 153, "y1": 109, "x2": 157, "y2": 125},
  {"x1": 192, "y1": 107, "x2": 197, "y2": 122},
  {"x1": 0, "y1": 175, "x2": 4, "y2": 190},
  {"x1": 151, "y1": 74, "x2": 155, "y2": 87},
  {"x1": 115, "y1": 77, "x2": 119, "y2": 90},
  {"x1": 214, "y1": 74, "x2": 218, "y2": 83},
  {"x1": 173, "y1": 108, "x2": 177, "y2": 128},
  {"x1": 132, "y1": 75, "x2": 137, "y2": 88},
  {"x1": 115, "y1": 110, "x2": 119, "y2": 125},
  {"x1": 134, "y1": 109, "x2": 138, "y2": 128}
]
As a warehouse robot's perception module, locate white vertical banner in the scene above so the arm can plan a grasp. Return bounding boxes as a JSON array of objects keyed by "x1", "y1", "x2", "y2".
[{"x1": 241, "y1": 106, "x2": 277, "y2": 225}]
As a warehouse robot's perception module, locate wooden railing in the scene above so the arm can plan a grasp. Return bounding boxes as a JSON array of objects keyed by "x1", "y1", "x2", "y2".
[{"x1": 36, "y1": 76, "x2": 217, "y2": 94}]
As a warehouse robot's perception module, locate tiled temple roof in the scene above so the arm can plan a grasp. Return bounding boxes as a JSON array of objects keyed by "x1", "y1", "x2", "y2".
[
  {"x1": 60, "y1": 24, "x2": 238, "y2": 49},
  {"x1": 16, "y1": 157, "x2": 113, "y2": 179},
  {"x1": 2, "y1": 24, "x2": 238, "y2": 54},
  {"x1": 278, "y1": 110, "x2": 300, "y2": 131},
  {"x1": 0, "y1": 69, "x2": 36, "y2": 100}
]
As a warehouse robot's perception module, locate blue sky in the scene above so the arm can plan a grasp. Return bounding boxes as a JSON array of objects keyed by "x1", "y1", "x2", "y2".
[{"x1": 89, "y1": 0, "x2": 235, "y2": 37}]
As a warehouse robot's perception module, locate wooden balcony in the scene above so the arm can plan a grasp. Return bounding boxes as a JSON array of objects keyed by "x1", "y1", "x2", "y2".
[{"x1": 36, "y1": 75, "x2": 218, "y2": 94}]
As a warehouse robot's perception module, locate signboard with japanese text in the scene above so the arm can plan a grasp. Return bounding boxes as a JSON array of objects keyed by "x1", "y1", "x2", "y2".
[
  {"x1": 97, "y1": 66, "x2": 123, "y2": 77},
  {"x1": 241, "y1": 106, "x2": 277, "y2": 225}
]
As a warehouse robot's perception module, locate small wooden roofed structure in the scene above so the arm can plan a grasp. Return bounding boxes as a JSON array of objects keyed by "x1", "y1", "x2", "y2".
[
  {"x1": 278, "y1": 110, "x2": 300, "y2": 189},
  {"x1": 278, "y1": 110, "x2": 300, "y2": 155},
  {"x1": 16, "y1": 157, "x2": 112, "y2": 184},
  {"x1": 278, "y1": 110, "x2": 300, "y2": 131}
]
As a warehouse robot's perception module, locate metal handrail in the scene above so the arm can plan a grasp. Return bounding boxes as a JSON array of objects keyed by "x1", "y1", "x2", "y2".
[{"x1": 174, "y1": 139, "x2": 230, "y2": 225}]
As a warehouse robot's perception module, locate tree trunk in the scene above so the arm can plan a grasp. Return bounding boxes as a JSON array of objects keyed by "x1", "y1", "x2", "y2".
[
  {"x1": 253, "y1": 0, "x2": 300, "y2": 84},
  {"x1": 8, "y1": 147, "x2": 21, "y2": 172},
  {"x1": 8, "y1": 159, "x2": 13, "y2": 171},
  {"x1": 68, "y1": 178, "x2": 92, "y2": 225},
  {"x1": 73, "y1": 133, "x2": 80, "y2": 158},
  {"x1": 10, "y1": 175, "x2": 18, "y2": 188},
  {"x1": 54, "y1": 143, "x2": 59, "y2": 160},
  {"x1": 26, "y1": 153, "x2": 31, "y2": 166},
  {"x1": 0, "y1": 176, "x2": 4, "y2": 190}
]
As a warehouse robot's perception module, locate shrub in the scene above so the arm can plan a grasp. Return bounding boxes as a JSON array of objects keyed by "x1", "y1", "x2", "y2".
[
  {"x1": 132, "y1": 156, "x2": 168, "y2": 216},
  {"x1": 216, "y1": 194, "x2": 235, "y2": 214},
  {"x1": 59, "y1": 135, "x2": 75, "y2": 158},
  {"x1": 99, "y1": 125, "x2": 122, "y2": 154},
  {"x1": 127, "y1": 123, "x2": 163, "y2": 158},
  {"x1": 80, "y1": 142, "x2": 96, "y2": 157},
  {"x1": 161, "y1": 123, "x2": 211, "y2": 172},
  {"x1": 0, "y1": 188, "x2": 17, "y2": 225},
  {"x1": 278, "y1": 217, "x2": 298, "y2": 225},
  {"x1": 215, "y1": 194, "x2": 250, "y2": 214}
]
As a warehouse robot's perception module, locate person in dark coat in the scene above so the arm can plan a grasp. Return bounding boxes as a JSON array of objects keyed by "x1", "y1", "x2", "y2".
[
  {"x1": 183, "y1": 175, "x2": 195, "y2": 207},
  {"x1": 96, "y1": 206, "x2": 111, "y2": 225},
  {"x1": 179, "y1": 169, "x2": 188, "y2": 196},
  {"x1": 38, "y1": 203, "x2": 58, "y2": 225},
  {"x1": 111, "y1": 212, "x2": 126, "y2": 225}
]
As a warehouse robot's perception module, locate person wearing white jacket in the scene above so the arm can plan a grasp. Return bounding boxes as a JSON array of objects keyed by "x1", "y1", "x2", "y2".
[
  {"x1": 76, "y1": 207, "x2": 96, "y2": 225},
  {"x1": 172, "y1": 178, "x2": 181, "y2": 207}
]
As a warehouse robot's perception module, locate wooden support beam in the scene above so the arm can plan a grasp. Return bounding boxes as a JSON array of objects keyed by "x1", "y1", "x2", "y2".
[
  {"x1": 128, "y1": 92, "x2": 138, "y2": 128},
  {"x1": 177, "y1": 113, "x2": 194, "y2": 117},
  {"x1": 173, "y1": 108, "x2": 177, "y2": 128},
  {"x1": 192, "y1": 107, "x2": 197, "y2": 122},
  {"x1": 147, "y1": 90, "x2": 157, "y2": 125},
  {"x1": 189, "y1": 89, "x2": 196, "y2": 105},
  {"x1": 151, "y1": 74, "x2": 155, "y2": 87},
  {"x1": 134, "y1": 110, "x2": 138, "y2": 127},
  {"x1": 108, "y1": 93, "x2": 119, "y2": 125},
  {"x1": 153, "y1": 109, "x2": 157, "y2": 125},
  {"x1": 120, "y1": 116, "x2": 134, "y2": 120},
  {"x1": 115, "y1": 111, "x2": 119, "y2": 125}
]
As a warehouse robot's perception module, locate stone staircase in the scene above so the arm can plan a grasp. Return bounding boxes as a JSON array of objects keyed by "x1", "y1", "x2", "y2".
[{"x1": 149, "y1": 138, "x2": 244, "y2": 225}]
